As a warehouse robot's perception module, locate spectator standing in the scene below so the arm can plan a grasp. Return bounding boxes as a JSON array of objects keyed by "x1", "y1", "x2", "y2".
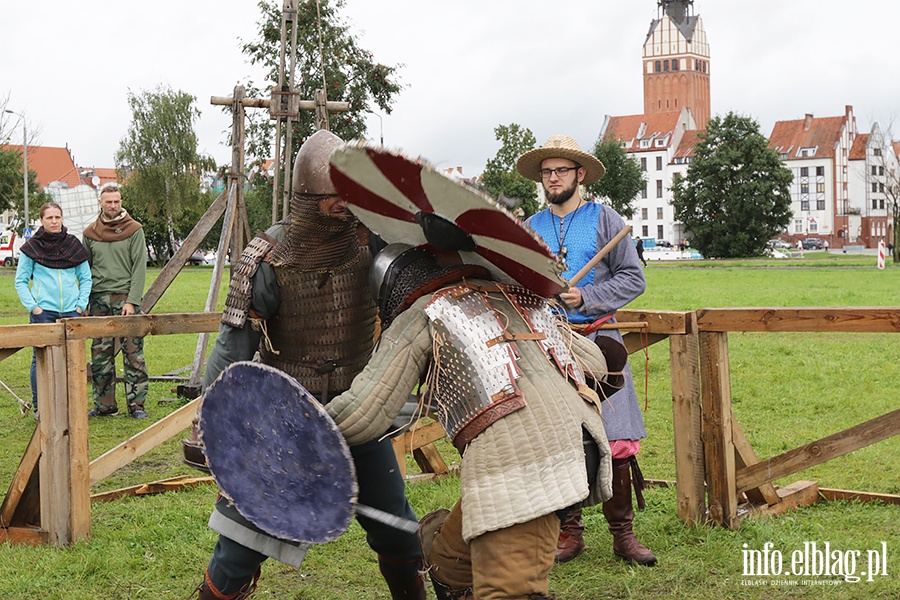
[
  {"x1": 517, "y1": 134, "x2": 656, "y2": 566},
  {"x1": 635, "y1": 236, "x2": 647, "y2": 267},
  {"x1": 82, "y1": 184, "x2": 149, "y2": 419},
  {"x1": 15, "y1": 202, "x2": 92, "y2": 418}
]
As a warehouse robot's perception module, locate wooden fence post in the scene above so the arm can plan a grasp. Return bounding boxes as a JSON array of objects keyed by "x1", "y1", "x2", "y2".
[
  {"x1": 670, "y1": 312, "x2": 706, "y2": 525},
  {"x1": 699, "y1": 331, "x2": 737, "y2": 527}
]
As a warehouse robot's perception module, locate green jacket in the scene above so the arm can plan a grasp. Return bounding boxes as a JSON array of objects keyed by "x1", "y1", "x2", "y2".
[{"x1": 84, "y1": 228, "x2": 148, "y2": 308}]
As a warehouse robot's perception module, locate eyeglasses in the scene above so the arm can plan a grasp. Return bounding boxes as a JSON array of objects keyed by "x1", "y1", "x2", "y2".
[{"x1": 539, "y1": 165, "x2": 581, "y2": 179}]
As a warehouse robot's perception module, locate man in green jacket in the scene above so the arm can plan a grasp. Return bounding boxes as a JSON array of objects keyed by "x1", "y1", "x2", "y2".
[{"x1": 82, "y1": 184, "x2": 149, "y2": 419}]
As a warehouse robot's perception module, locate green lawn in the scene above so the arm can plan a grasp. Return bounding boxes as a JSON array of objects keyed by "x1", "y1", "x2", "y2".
[{"x1": 0, "y1": 258, "x2": 897, "y2": 599}]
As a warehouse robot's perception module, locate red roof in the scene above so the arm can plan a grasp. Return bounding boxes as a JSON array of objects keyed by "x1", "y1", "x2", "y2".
[
  {"x1": 767, "y1": 114, "x2": 847, "y2": 159},
  {"x1": 848, "y1": 134, "x2": 869, "y2": 160},
  {"x1": 673, "y1": 129, "x2": 704, "y2": 159},
  {"x1": 2, "y1": 144, "x2": 83, "y2": 188},
  {"x1": 603, "y1": 111, "x2": 684, "y2": 152}
]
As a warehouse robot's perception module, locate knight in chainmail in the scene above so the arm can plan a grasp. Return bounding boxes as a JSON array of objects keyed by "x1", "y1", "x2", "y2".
[
  {"x1": 190, "y1": 130, "x2": 425, "y2": 600},
  {"x1": 326, "y1": 244, "x2": 626, "y2": 600}
]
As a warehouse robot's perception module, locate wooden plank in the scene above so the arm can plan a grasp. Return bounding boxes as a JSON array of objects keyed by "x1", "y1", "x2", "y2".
[
  {"x1": 818, "y1": 487, "x2": 900, "y2": 506},
  {"x1": 141, "y1": 187, "x2": 229, "y2": 313},
  {"x1": 391, "y1": 434, "x2": 409, "y2": 479},
  {"x1": 0, "y1": 323, "x2": 65, "y2": 350},
  {"x1": 730, "y1": 416, "x2": 780, "y2": 506},
  {"x1": 622, "y1": 332, "x2": 668, "y2": 355},
  {"x1": 736, "y1": 481, "x2": 819, "y2": 527},
  {"x1": 699, "y1": 331, "x2": 738, "y2": 527},
  {"x1": 696, "y1": 307, "x2": 900, "y2": 333},
  {"x1": 736, "y1": 408, "x2": 900, "y2": 494},
  {"x1": 63, "y1": 313, "x2": 221, "y2": 341},
  {"x1": 89, "y1": 398, "x2": 200, "y2": 485},
  {"x1": 66, "y1": 339, "x2": 91, "y2": 543},
  {"x1": 413, "y1": 444, "x2": 448, "y2": 475},
  {"x1": 404, "y1": 420, "x2": 447, "y2": 450},
  {"x1": 0, "y1": 428, "x2": 41, "y2": 527},
  {"x1": 39, "y1": 345, "x2": 71, "y2": 547},
  {"x1": 91, "y1": 476, "x2": 216, "y2": 503},
  {"x1": 617, "y1": 309, "x2": 692, "y2": 335},
  {"x1": 0, "y1": 526, "x2": 45, "y2": 546},
  {"x1": 0, "y1": 347, "x2": 24, "y2": 363},
  {"x1": 669, "y1": 315, "x2": 706, "y2": 525}
]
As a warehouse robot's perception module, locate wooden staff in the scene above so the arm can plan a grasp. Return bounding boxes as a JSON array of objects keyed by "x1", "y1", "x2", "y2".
[{"x1": 567, "y1": 225, "x2": 633, "y2": 287}]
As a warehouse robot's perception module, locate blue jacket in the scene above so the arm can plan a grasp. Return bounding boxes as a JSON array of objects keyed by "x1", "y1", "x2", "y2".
[{"x1": 15, "y1": 254, "x2": 92, "y2": 314}]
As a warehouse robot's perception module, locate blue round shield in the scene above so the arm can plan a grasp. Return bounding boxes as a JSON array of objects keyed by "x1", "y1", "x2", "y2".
[{"x1": 200, "y1": 362, "x2": 357, "y2": 543}]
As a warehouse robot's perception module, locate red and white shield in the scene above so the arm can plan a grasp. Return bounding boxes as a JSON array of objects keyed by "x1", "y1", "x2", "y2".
[{"x1": 329, "y1": 143, "x2": 567, "y2": 297}]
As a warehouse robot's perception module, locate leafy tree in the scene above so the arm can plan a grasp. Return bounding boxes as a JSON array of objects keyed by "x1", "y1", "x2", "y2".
[
  {"x1": 671, "y1": 112, "x2": 793, "y2": 258},
  {"x1": 116, "y1": 85, "x2": 215, "y2": 263},
  {"x1": 585, "y1": 137, "x2": 644, "y2": 217},
  {"x1": 0, "y1": 146, "x2": 49, "y2": 229},
  {"x1": 240, "y1": 0, "x2": 403, "y2": 162},
  {"x1": 481, "y1": 123, "x2": 539, "y2": 217}
]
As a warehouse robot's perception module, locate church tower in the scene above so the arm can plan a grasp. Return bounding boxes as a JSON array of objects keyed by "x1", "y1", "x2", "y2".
[{"x1": 643, "y1": 0, "x2": 710, "y2": 126}]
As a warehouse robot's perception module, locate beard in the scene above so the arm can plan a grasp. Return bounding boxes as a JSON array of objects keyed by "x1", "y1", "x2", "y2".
[{"x1": 544, "y1": 179, "x2": 578, "y2": 205}]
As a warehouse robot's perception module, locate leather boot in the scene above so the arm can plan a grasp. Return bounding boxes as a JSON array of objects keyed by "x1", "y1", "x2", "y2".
[
  {"x1": 602, "y1": 457, "x2": 657, "y2": 566},
  {"x1": 192, "y1": 567, "x2": 260, "y2": 599},
  {"x1": 554, "y1": 508, "x2": 586, "y2": 563},
  {"x1": 418, "y1": 508, "x2": 473, "y2": 600},
  {"x1": 182, "y1": 416, "x2": 211, "y2": 474},
  {"x1": 378, "y1": 555, "x2": 427, "y2": 600}
]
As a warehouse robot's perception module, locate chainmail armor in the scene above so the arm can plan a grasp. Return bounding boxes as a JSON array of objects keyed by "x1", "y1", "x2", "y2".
[{"x1": 221, "y1": 233, "x2": 277, "y2": 328}]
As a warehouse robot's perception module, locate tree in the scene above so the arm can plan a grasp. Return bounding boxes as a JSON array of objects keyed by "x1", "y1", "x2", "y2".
[
  {"x1": 671, "y1": 112, "x2": 793, "y2": 258},
  {"x1": 585, "y1": 137, "x2": 644, "y2": 217},
  {"x1": 0, "y1": 147, "x2": 49, "y2": 228},
  {"x1": 481, "y1": 123, "x2": 539, "y2": 217},
  {"x1": 240, "y1": 0, "x2": 403, "y2": 162},
  {"x1": 116, "y1": 85, "x2": 215, "y2": 263}
]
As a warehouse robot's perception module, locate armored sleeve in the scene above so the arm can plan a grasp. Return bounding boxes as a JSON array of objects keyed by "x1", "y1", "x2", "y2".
[
  {"x1": 326, "y1": 302, "x2": 433, "y2": 446},
  {"x1": 221, "y1": 233, "x2": 278, "y2": 328}
]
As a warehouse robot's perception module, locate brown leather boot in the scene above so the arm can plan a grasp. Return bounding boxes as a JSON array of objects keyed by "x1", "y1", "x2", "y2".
[
  {"x1": 192, "y1": 567, "x2": 260, "y2": 599},
  {"x1": 378, "y1": 555, "x2": 427, "y2": 599},
  {"x1": 554, "y1": 508, "x2": 586, "y2": 563},
  {"x1": 182, "y1": 416, "x2": 211, "y2": 474},
  {"x1": 602, "y1": 458, "x2": 657, "y2": 566}
]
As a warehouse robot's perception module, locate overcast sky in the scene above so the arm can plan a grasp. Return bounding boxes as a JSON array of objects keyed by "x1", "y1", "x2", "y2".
[{"x1": 3, "y1": 1, "x2": 899, "y2": 178}]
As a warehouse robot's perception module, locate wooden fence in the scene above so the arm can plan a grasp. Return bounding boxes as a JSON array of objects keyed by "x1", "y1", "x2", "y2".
[{"x1": 0, "y1": 308, "x2": 898, "y2": 546}]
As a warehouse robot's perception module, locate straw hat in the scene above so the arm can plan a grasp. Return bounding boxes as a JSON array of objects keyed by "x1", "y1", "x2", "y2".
[{"x1": 516, "y1": 134, "x2": 606, "y2": 184}]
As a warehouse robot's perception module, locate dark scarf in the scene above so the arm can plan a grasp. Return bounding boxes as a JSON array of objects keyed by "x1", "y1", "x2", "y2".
[
  {"x1": 20, "y1": 225, "x2": 90, "y2": 269},
  {"x1": 82, "y1": 209, "x2": 142, "y2": 242}
]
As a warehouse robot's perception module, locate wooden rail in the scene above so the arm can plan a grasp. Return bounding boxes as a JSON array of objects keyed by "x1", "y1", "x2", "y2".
[{"x1": 0, "y1": 307, "x2": 898, "y2": 546}]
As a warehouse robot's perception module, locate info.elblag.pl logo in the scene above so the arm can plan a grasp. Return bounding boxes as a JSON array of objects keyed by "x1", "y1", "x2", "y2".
[{"x1": 741, "y1": 541, "x2": 890, "y2": 586}]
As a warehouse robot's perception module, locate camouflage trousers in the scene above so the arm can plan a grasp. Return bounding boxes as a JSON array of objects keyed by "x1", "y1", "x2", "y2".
[{"x1": 88, "y1": 293, "x2": 148, "y2": 414}]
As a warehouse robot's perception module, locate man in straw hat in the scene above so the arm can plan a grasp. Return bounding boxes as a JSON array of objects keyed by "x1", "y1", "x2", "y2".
[{"x1": 516, "y1": 134, "x2": 656, "y2": 566}]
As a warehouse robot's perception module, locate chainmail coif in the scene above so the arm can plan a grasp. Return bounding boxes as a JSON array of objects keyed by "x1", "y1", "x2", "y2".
[{"x1": 269, "y1": 193, "x2": 360, "y2": 272}]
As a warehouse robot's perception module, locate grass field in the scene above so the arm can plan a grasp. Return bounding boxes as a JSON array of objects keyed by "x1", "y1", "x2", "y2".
[{"x1": 0, "y1": 256, "x2": 897, "y2": 599}]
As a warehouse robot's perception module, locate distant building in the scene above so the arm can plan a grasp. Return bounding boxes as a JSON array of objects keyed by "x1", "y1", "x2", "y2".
[
  {"x1": 599, "y1": 107, "x2": 698, "y2": 244},
  {"x1": 847, "y1": 123, "x2": 895, "y2": 247},
  {"x1": 643, "y1": 0, "x2": 711, "y2": 127}
]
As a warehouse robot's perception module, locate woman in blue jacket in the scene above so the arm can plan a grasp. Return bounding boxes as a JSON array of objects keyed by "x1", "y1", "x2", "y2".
[{"x1": 15, "y1": 202, "x2": 92, "y2": 416}]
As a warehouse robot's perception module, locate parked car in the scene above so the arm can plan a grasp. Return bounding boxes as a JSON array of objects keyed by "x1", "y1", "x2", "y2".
[
  {"x1": 802, "y1": 238, "x2": 825, "y2": 250},
  {"x1": 767, "y1": 239, "x2": 791, "y2": 250}
]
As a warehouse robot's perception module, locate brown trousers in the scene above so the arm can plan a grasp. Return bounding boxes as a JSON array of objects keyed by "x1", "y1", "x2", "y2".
[{"x1": 430, "y1": 499, "x2": 558, "y2": 600}]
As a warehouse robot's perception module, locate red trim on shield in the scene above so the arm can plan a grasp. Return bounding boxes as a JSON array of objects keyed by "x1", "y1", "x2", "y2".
[
  {"x1": 475, "y1": 246, "x2": 564, "y2": 297},
  {"x1": 329, "y1": 168, "x2": 417, "y2": 223},
  {"x1": 455, "y1": 209, "x2": 553, "y2": 253},
  {"x1": 365, "y1": 148, "x2": 436, "y2": 213}
]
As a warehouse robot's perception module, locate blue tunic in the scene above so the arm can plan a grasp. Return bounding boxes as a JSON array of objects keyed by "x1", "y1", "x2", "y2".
[{"x1": 528, "y1": 201, "x2": 648, "y2": 441}]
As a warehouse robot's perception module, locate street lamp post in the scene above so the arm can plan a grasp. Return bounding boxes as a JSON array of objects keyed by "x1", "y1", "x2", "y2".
[
  {"x1": 369, "y1": 111, "x2": 383, "y2": 146},
  {"x1": 4, "y1": 109, "x2": 28, "y2": 235}
]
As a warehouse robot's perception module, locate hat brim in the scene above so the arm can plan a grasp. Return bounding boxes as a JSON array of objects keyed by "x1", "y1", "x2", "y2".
[{"x1": 516, "y1": 147, "x2": 606, "y2": 185}]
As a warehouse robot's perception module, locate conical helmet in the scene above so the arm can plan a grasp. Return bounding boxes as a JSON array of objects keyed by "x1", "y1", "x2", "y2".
[{"x1": 292, "y1": 129, "x2": 344, "y2": 197}]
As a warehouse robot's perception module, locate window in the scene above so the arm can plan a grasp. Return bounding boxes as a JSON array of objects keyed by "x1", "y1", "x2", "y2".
[
  {"x1": 656, "y1": 180, "x2": 663, "y2": 198},
  {"x1": 879, "y1": 166, "x2": 885, "y2": 176},
  {"x1": 801, "y1": 183, "x2": 809, "y2": 194},
  {"x1": 801, "y1": 200, "x2": 809, "y2": 210},
  {"x1": 663, "y1": 60, "x2": 670, "y2": 72},
  {"x1": 800, "y1": 167, "x2": 809, "y2": 177},
  {"x1": 872, "y1": 182, "x2": 879, "y2": 193},
  {"x1": 816, "y1": 182, "x2": 825, "y2": 194},
  {"x1": 657, "y1": 225, "x2": 664, "y2": 239},
  {"x1": 817, "y1": 199, "x2": 825, "y2": 210},
  {"x1": 872, "y1": 166, "x2": 878, "y2": 176},
  {"x1": 672, "y1": 59, "x2": 679, "y2": 71},
  {"x1": 874, "y1": 148, "x2": 882, "y2": 157},
  {"x1": 656, "y1": 207, "x2": 664, "y2": 219},
  {"x1": 642, "y1": 225, "x2": 649, "y2": 237},
  {"x1": 816, "y1": 166, "x2": 824, "y2": 176},
  {"x1": 873, "y1": 198, "x2": 879, "y2": 210},
  {"x1": 640, "y1": 157, "x2": 647, "y2": 171},
  {"x1": 641, "y1": 183, "x2": 647, "y2": 199},
  {"x1": 793, "y1": 219, "x2": 804, "y2": 233},
  {"x1": 655, "y1": 60, "x2": 661, "y2": 72},
  {"x1": 656, "y1": 156, "x2": 663, "y2": 170},
  {"x1": 641, "y1": 208, "x2": 648, "y2": 220}
]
